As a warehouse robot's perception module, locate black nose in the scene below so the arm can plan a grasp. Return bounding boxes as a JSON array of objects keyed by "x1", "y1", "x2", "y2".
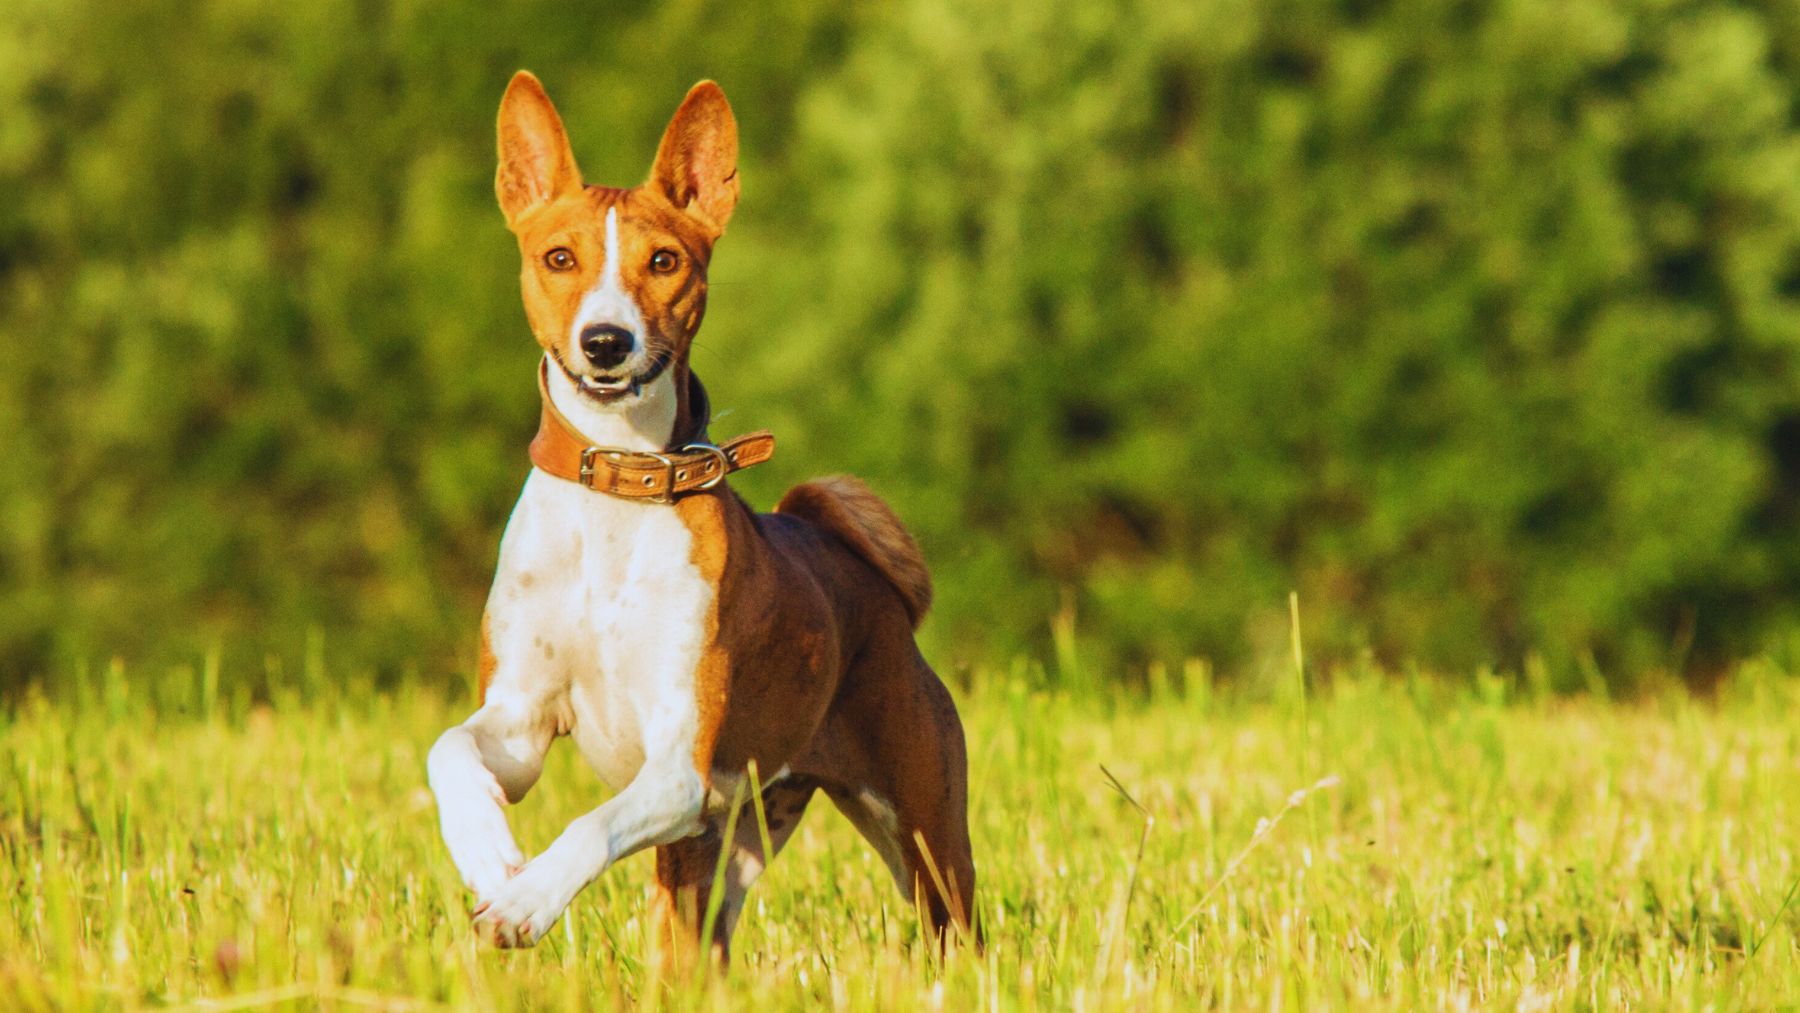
[{"x1": 579, "y1": 324, "x2": 634, "y2": 370}]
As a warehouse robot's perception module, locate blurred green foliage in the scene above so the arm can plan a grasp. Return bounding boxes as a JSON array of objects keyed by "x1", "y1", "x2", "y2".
[{"x1": 8, "y1": 0, "x2": 1800, "y2": 687}]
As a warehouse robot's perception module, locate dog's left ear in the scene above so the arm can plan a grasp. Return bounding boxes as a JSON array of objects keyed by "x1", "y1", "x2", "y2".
[{"x1": 649, "y1": 81, "x2": 739, "y2": 235}]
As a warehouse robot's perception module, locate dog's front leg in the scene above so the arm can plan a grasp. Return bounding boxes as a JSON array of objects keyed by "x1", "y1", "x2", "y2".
[
  {"x1": 473, "y1": 748, "x2": 707, "y2": 948},
  {"x1": 426, "y1": 696, "x2": 556, "y2": 903}
]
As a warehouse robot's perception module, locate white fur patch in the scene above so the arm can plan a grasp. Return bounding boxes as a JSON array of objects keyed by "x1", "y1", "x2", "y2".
[
  {"x1": 839, "y1": 789, "x2": 910, "y2": 894},
  {"x1": 428, "y1": 378, "x2": 716, "y2": 946},
  {"x1": 489, "y1": 468, "x2": 710, "y2": 793},
  {"x1": 567, "y1": 206, "x2": 650, "y2": 373}
]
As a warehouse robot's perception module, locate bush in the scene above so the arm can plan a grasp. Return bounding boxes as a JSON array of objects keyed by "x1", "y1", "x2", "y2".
[{"x1": 7, "y1": 0, "x2": 1800, "y2": 686}]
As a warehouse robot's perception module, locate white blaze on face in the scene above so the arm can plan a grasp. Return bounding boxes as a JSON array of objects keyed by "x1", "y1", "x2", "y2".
[
  {"x1": 569, "y1": 206, "x2": 648, "y2": 367},
  {"x1": 546, "y1": 203, "x2": 674, "y2": 447}
]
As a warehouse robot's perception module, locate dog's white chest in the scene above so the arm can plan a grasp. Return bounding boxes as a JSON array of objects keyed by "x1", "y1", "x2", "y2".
[{"x1": 485, "y1": 470, "x2": 712, "y2": 791}]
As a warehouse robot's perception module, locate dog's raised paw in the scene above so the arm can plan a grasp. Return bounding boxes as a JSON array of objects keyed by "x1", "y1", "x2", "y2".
[
  {"x1": 439, "y1": 796, "x2": 526, "y2": 901},
  {"x1": 470, "y1": 858, "x2": 578, "y2": 948}
]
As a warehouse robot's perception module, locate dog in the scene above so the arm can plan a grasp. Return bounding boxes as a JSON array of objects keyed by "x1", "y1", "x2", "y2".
[{"x1": 425, "y1": 72, "x2": 978, "y2": 960}]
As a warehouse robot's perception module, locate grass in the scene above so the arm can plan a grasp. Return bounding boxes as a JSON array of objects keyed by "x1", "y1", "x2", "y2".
[{"x1": 4, "y1": 654, "x2": 1800, "y2": 1009}]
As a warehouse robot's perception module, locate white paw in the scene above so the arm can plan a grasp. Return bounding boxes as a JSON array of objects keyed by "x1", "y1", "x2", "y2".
[
  {"x1": 471, "y1": 854, "x2": 582, "y2": 948},
  {"x1": 439, "y1": 791, "x2": 526, "y2": 901}
]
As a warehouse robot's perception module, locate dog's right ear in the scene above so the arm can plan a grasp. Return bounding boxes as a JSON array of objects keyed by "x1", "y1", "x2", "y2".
[{"x1": 496, "y1": 71, "x2": 583, "y2": 227}]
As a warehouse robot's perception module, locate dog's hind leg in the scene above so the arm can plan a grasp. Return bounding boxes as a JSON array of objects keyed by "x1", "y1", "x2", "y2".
[
  {"x1": 812, "y1": 632, "x2": 979, "y2": 949},
  {"x1": 716, "y1": 777, "x2": 817, "y2": 944},
  {"x1": 651, "y1": 778, "x2": 817, "y2": 967}
]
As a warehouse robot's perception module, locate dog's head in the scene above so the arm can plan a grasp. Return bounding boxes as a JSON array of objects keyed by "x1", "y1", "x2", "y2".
[{"x1": 495, "y1": 72, "x2": 737, "y2": 411}]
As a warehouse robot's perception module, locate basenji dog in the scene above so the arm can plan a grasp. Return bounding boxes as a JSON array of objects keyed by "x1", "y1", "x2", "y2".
[{"x1": 426, "y1": 72, "x2": 978, "y2": 959}]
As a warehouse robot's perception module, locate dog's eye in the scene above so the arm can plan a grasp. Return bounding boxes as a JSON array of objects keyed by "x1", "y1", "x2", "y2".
[
  {"x1": 543, "y1": 248, "x2": 577, "y2": 272},
  {"x1": 649, "y1": 249, "x2": 680, "y2": 274}
]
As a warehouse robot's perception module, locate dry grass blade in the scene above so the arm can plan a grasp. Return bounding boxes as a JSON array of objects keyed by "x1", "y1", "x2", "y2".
[
  {"x1": 1173, "y1": 774, "x2": 1341, "y2": 935},
  {"x1": 1092, "y1": 764, "x2": 1155, "y2": 989}
]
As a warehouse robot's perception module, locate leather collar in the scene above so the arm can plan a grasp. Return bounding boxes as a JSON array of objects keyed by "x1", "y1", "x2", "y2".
[{"x1": 528, "y1": 359, "x2": 775, "y2": 501}]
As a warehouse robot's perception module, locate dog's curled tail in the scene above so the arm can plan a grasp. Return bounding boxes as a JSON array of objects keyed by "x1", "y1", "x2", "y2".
[{"x1": 778, "y1": 475, "x2": 932, "y2": 629}]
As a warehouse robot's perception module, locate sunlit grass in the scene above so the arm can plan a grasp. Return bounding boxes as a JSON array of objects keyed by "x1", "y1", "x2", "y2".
[{"x1": 3, "y1": 656, "x2": 1799, "y2": 1009}]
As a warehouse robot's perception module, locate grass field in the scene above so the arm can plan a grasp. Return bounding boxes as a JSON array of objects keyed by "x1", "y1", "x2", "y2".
[{"x1": 4, "y1": 653, "x2": 1800, "y2": 1010}]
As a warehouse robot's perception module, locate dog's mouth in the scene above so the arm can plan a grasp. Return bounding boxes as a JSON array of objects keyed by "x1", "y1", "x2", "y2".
[
  {"x1": 554, "y1": 351, "x2": 672, "y2": 406},
  {"x1": 576, "y1": 373, "x2": 642, "y2": 402}
]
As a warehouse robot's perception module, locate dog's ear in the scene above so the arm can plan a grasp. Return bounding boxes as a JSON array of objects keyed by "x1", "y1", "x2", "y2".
[
  {"x1": 496, "y1": 71, "x2": 583, "y2": 227},
  {"x1": 649, "y1": 81, "x2": 739, "y2": 235}
]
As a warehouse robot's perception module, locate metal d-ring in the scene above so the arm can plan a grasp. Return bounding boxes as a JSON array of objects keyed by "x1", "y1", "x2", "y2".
[{"x1": 680, "y1": 442, "x2": 731, "y2": 490}]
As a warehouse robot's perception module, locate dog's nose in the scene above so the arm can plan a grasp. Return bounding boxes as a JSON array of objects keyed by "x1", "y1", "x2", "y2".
[{"x1": 579, "y1": 324, "x2": 634, "y2": 370}]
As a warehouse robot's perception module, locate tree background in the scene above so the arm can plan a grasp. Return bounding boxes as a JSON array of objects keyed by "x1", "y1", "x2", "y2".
[{"x1": 7, "y1": 0, "x2": 1800, "y2": 690}]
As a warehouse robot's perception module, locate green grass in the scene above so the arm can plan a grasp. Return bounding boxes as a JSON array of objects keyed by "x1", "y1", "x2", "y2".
[{"x1": 4, "y1": 657, "x2": 1800, "y2": 1009}]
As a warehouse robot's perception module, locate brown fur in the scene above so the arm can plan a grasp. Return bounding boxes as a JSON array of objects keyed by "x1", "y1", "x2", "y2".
[{"x1": 495, "y1": 72, "x2": 978, "y2": 961}]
